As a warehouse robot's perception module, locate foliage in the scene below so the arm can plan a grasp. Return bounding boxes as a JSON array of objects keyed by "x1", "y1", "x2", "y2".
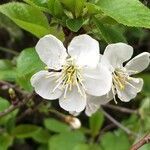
[{"x1": 0, "y1": 0, "x2": 150, "y2": 150}]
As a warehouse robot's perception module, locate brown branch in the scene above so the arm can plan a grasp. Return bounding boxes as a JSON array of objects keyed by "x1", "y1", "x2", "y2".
[
  {"x1": 100, "y1": 108, "x2": 137, "y2": 136},
  {"x1": 0, "y1": 93, "x2": 33, "y2": 118},
  {"x1": 102, "y1": 104, "x2": 139, "y2": 115},
  {"x1": 130, "y1": 133, "x2": 150, "y2": 150}
]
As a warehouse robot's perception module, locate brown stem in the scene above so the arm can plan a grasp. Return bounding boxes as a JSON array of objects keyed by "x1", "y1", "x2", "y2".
[
  {"x1": 130, "y1": 133, "x2": 150, "y2": 150},
  {"x1": 102, "y1": 104, "x2": 139, "y2": 115},
  {"x1": 0, "y1": 93, "x2": 34, "y2": 118},
  {"x1": 100, "y1": 108, "x2": 136, "y2": 136}
]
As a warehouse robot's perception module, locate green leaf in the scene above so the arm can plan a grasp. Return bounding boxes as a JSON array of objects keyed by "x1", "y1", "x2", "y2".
[
  {"x1": 48, "y1": 131, "x2": 85, "y2": 150},
  {"x1": 86, "y1": 3, "x2": 103, "y2": 15},
  {"x1": 73, "y1": 144, "x2": 89, "y2": 150},
  {"x1": 24, "y1": 0, "x2": 50, "y2": 12},
  {"x1": 11, "y1": 124, "x2": 41, "y2": 138},
  {"x1": 16, "y1": 48, "x2": 45, "y2": 91},
  {"x1": 100, "y1": 131, "x2": 130, "y2": 150},
  {"x1": 47, "y1": 0, "x2": 64, "y2": 17},
  {"x1": 0, "y1": 13, "x2": 23, "y2": 40},
  {"x1": 44, "y1": 118, "x2": 70, "y2": 133},
  {"x1": 0, "y1": 97, "x2": 18, "y2": 125},
  {"x1": 66, "y1": 18, "x2": 83, "y2": 32},
  {"x1": 0, "y1": 97, "x2": 10, "y2": 112},
  {"x1": 140, "y1": 74, "x2": 150, "y2": 96},
  {"x1": 17, "y1": 48, "x2": 44, "y2": 75},
  {"x1": 74, "y1": 0, "x2": 86, "y2": 18},
  {"x1": 0, "y1": 59, "x2": 17, "y2": 81},
  {"x1": 89, "y1": 111, "x2": 104, "y2": 137},
  {"x1": 0, "y1": 2, "x2": 50, "y2": 37},
  {"x1": 93, "y1": 17, "x2": 126, "y2": 43},
  {"x1": 32, "y1": 128, "x2": 51, "y2": 143},
  {"x1": 97, "y1": 0, "x2": 150, "y2": 28},
  {"x1": 140, "y1": 144, "x2": 150, "y2": 150},
  {"x1": 0, "y1": 134, "x2": 13, "y2": 150},
  {"x1": 60, "y1": 0, "x2": 85, "y2": 17}
]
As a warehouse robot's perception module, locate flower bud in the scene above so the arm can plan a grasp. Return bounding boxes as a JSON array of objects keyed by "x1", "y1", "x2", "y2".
[{"x1": 65, "y1": 116, "x2": 81, "y2": 129}]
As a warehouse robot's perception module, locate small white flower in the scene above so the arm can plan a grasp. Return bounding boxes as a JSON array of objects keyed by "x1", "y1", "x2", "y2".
[
  {"x1": 101, "y1": 43, "x2": 150, "y2": 102},
  {"x1": 31, "y1": 34, "x2": 112, "y2": 113}
]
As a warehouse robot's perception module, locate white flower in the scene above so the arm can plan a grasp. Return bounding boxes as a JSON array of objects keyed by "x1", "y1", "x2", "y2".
[
  {"x1": 101, "y1": 43, "x2": 150, "y2": 102},
  {"x1": 30, "y1": 34, "x2": 112, "y2": 113}
]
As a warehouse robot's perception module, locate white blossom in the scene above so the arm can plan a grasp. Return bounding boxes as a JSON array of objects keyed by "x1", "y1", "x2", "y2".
[
  {"x1": 30, "y1": 34, "x2": 112, "y2": 113},
  {"x1": 101, "y1": 43, "x2": 150, "y2": 102}
]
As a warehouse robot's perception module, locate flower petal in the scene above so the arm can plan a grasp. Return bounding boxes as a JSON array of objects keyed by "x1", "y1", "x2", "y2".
[
  {"x1": 68, "y1": 34, "x2": 99, "y2": 68},
  {"x1": 31, "y1": 70, "x2": 63, "y2": 99},
  {"x1": 128, "y1": 77, "x2": 143, "y2": 92},
  {"x1": 125, "y1": 52, "x2": 150, "y2": 75},
  {"x1": 85, "y1": 92, "x2": 113, "y2": 116},
  {"x1": 36, "y1": 35, "x2": 67, "y2": 70},
  {"x1": 83, "y1": 65, "x2": 112, "y2": 96},
  {"x1": 102, "y1": 43, "x2": 133, "y2": 69},
  {"x1": 116, "y1": 77, "x2": 143, "y2": 102},
  {"x1": 59, "y1": 86, "x2": 86, "y2": 112}
]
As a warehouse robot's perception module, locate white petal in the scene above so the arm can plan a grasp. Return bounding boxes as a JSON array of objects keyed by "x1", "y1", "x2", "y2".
[
  {"x1": 83, "y1": 65, "x2": 112, "y2": 96},
  {"x1": 31, "y1": 70, "x2": 63, "y2": 99},
  {"x1": 69, "y1": 111, "x2": 80, "y2": 116},
  {"x1": 68, "y1": 34, "x2": 99, "y2": 68},
  {"x1": 85, "y1": 92, "x2": 113, "y2": 116},
  {"x1": 59, "y1": 86, "x2": 86, "y2": 112},
  {"x1": 128, "y1": 78, "x2": 143, "y2": 93},
  {"x1": 125, "y1": 52, "x2": 150, "y2": 75},
  {"x1": 116, "y1": 77, "x2": 143, "y2": 102},
  {"x1": 36, "y1": 35, "x2": 67, "y2": 70},
  {"x1": 102, "y1": 43, "x2": 133, "y2": 69}
]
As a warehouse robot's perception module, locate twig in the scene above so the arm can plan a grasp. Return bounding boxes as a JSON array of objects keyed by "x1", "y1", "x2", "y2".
[
  {"x1": 0, "y1": 46, "x2": 19, "y2": 55},
  {"x1": 130, "y1": 133, "x2": 150, "y2": 150},
  {"x1": 0, "y1": 93, "x2": 33, "y2": 118},
  {"x1": 100, "y1": 108, "x2": 136, "y2": 136},
  {"x1": 102, "y1": 104, "x2": 139, "y2": 115},
  {"x1": 0, "y1": 80, "x2": 28, "y2": 95}
]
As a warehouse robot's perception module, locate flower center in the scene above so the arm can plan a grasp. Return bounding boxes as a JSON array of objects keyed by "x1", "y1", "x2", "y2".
[
  {"x1": 112, "y1": 68, "x2": 128, "y2": 91},
  {"x1": 111, "y1": 68, "x2": 129, "y2": 103},
  {"x1": 53, "y1": 58, "x2": 85, "y2": 99}
]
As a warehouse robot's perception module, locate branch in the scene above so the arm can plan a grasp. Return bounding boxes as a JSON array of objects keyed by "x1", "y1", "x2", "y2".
[
  {"x1": 130, "y1": 133, "x2": 150, "y2": 150},
  {"x1": 102, "y1": 104, "x2": 139, "y2": 115},
  {"x1": 0, "y1": 93, "x2": 33, "y2": 118},
  {"x1": 100, "y1": 108, "x2": 136, "y2": 136},
  {"x1": 0, "y1": 46, "x2": 19, "y2": 55}
]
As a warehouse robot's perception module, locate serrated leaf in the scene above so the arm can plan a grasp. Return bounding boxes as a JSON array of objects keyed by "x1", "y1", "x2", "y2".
[
  {"x1": 48, "y1": 131, "x2": 85, "y2": 150},
  {"x1": 93, "y1": 18, "x2": 126, "y2": 43},
  {"x1": 0, "y1": 2, "x2": 50, "y2": 37},
  {"x1": 66, "y1": 18, "x2": 83, "y2": 32},
  {"x1": 11, "y1": 124, "x2": 41, "y2": 138},
  {"x1": 89, "y1": 111, "x2": 104, "y2": 137},
  {"x1": 44, "y1": 118, "x2": 70, "y2": 133},
  {"x1": 97, "y1": 0, "x2": 150, "y2": 28}
]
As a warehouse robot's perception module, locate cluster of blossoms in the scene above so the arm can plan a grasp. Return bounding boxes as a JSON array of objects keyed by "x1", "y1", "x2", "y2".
[{"x1": 31, "y1": 34, "x2": 150, "y2": 116}]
